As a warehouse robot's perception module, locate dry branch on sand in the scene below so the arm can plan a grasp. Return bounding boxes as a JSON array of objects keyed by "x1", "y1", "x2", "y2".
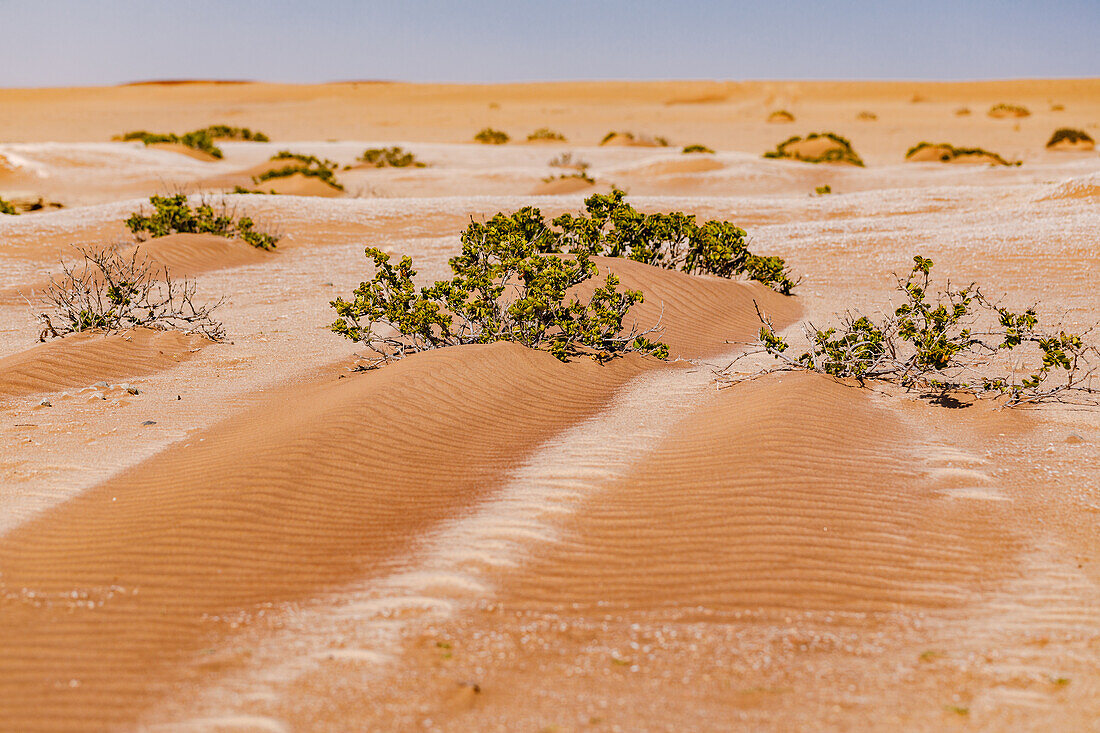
[
  {"x1": 36, "y1": 247, "x2": 224, "y2": 342},
  {"x1": 727, "y1": 256, "x2": 1098, "y2": 407}
]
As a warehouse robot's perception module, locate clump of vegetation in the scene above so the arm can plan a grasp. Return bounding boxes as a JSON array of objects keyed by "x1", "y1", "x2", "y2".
[
  {"x1": 527, "y1": 128, "x2": 567, "y2": 142},
  {"x1": 988, "y1": 103, "x2": 1030, "y2": 118},
  {"x1": 764, "y1": 132, "x2": 865, "y2": 166},
  {"x1": 462, "y1": 188, "x2": 795, "y2": 293},
  {"x1": 905, "y1": 142, "x2": 1014, "y2": 166},
  {"x1": 0, "y1": 197, "x2": 17, "y2": 215},
  {"x1": 955, "y1": 107, "x2": 972, "y2": 116},
  {"x1": 125, "y1": 194, "x2": 278, "y2": 250},
  {"x1": 119, "y1": 125, "x2": 270, "y2": 159},
  {"x1": 768, "y1": 110, "x2": 795, "y2": 123},
  {"x1": 359, "y1": 146, "x2": 426, "y2": 168},
  {"x1": 746, "y1": 256, "x2": 1099, "y2": 407},
  {"x1": 600, "y1": 131, "x2": 669, "y2": 147},
  {"x1": 254, "y1": 151, "x2": 344, "y2": 190},
  {"x1": 37, "y1": 247, "x2": 224, "y2": 341},
  {"x1": 856, "y1": 111, "x2": 877, "y2": 121},
  {"x1": 682, "y1": 144, "x2": 714, "y2": 154},
  {"x1": 1046, "y1": 128, "x2": 1094, "y2": 148},
  {"x1": 474, "y1": 128, "x2": 510, "y2": 145},
  {"x1": 548, "y1": 152, "x2": 589, "y2": 169},
  {"x1": 814, "y1": 185, "x2": 832, "y2": 195},
  {"x1": 231, "y1": 185, "x2": 277, "y2": 195},
  {"x1": 330, "y1": 243, "x2": 667, "y2": 367},
  {"x1": 542, "y1": 170, "x2": 595, "y2": 185},
  {"x1": 1051, "y1": 104, "x2": 1065, "y2": 112}
]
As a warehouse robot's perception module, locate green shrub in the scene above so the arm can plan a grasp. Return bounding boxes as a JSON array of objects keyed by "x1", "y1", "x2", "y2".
[
  {"x1": 600, "y1": 131, "x2": 668, "y2": 146},
  {"x1": 331, "y1": 242, "x2": 668, "y2": 366},
  {"x1": 119, "y1": 124, "x2": 271, "y2": 159},
  {"x1": 462, "y1": 188, "x2": 795, "y2": 293},
  {"x1": 232, "y1": 185, "x2": 277, "y2": 195},
  {"x1": 814, "y1": 185, "x2": 832, "y2": 195},
  {"x1": 125, "y1": 194, "x2": 278, "y2": 250},
  {"x1": 0, "y1": 197, "x2": 17, "y2": 215},
  {"x1": 474, "y1": 128, "x2": 509, "y2": 145},
  {"x1": 905, "y1": 141, "x2": 1013, "y2": 165},
  {"x1": 764, "y1": 132, "x2": 864, "y2": 166},
  {"x1": 753, "y1": 256, "x2": 1099, "y2": 406},
  {"x1": 549, "y1": 152, "x2": 589, "y2": 169},
  {"x1": 1047, "y1": 128, "x2": 1094, "y2": 147},
  {"x1": 254, "y1": 151, "x2": 344, "y2": 190},
  {"x1": 359, "y1": 146, "x2": 426, "y2": 167},
  {"x1": 528, "y1": 128, "x2": 566, "y2": 142},
  {"x1": 768, "y1": 110, "x2": 795, "y2": 122},
  {"x1": 682, "y1": 144, "x2": 714, "y2": 154},
  {"x1": 988, "y1": 103, "x2": 1030, "y2": 118},
  {"x1": 37, "y1": 247, "x2": 224, "y2": 341},
  {"x1": 542, "y1": 170, "x2": 595, "y2": 184}
]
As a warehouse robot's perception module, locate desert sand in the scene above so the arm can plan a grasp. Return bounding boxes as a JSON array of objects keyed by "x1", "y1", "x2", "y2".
[{"x1": 0, "y1": 79, "x2": 1099, "y2": 732}]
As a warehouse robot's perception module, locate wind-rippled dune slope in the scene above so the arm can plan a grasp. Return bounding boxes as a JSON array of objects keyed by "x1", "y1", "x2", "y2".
[{"x1": 0, "y1": 79, "x2": 1098, "y2": 732}]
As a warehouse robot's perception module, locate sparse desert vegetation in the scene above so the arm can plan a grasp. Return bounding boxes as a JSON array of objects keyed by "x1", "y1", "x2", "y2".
[
  {"x1": 600, "y1": 131, "x2": 669, "y2": 147},
  {"x1": 764, "y1": 132, "x2": 864, "y2": 166},
  {"x1": 254, "y1": 151, "x2": 344, "y2": 191},
  {"x1": 359, "y1": 146, "x2": 426, "y2": 167},
  {"x1": 118, "y1": 124, "x2": 269, "y2": 159},
  {"x1": 527, "y1": 127, "x2": 566, "y2": 142},
  {"x1": 474, "y1": 127, "x2": 510, "y2": 144},
  {"x1": 768, "y1": 110, "x2": 795, "y2": 123},
  {"x1": 751, "y1": 255, "x2": 1098, "y2": 406},
  {"x1": 36, "y1": 247, "x2": 224, "y2": 341},
  {"x1": 905, "y1": 142, "x2": 1014, "y2": 165},
  {"x1": 1046, "y1": 128, "x2": 1095, "y2": 150},
  {"x1": 0, "y1": 197, "x2": 17, "y2": 215},
  {"x1": 814, "y1": 184, "x2": 832, "y2": 195},
  {"x1": 682, "y1": 144, "x2": 715, "y2": 154},
  {"x1": 856, "y1": 111, "x2": 877, "y2": 120},
  {"x1": 988, "y1": 103, "x2": 1030, "y2": 118},
  {"x1": 125, "y1": 194, "x2": 279, "y2": 250}
]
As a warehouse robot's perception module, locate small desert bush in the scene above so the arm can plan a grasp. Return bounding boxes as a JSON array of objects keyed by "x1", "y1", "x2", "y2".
[
  {"x1": 748, "y1": 256, "x2": 1098, "y2": 407},
  {"x1": 764, "y1": 132, "x2": 864, "y2": 166},
  {"x1": 37, "y1": 247, "x2": 224, "y2": 341},
  {"x1": 814, "y1": 185, "x2": 832, "y2": 195},
  {"x1": 955, "y1": 107, "x2": 972, "y2": 116},
  {"x1": 125, "y1": 194, "x2": 278, "y2": 250},
  {"x1": 360, "y1": 146, "x2": 426, "y2": 168},
  {"x1": 255, "y1": 151, "x2": 344, "y2": 190},
  {"x1": 461, "y1": 188, "x2": 795, "y2": 293},
  {"x1": 1046, "y1": 128, "x2": 1094, "y2": 147},
  {"x1": 682, "y1": 144, "x2": 715, "y2": 154},
  {"x1": 988, "y1": 103, "x2": 1030, "y2": 118},
  {"x1": 905, "y1": 142, "x2": 1013, "y2": 165},
  {"x1": 331, "y1": 244, "x2": 667, "y2": 366},
  {"x1": 767, "y1": 110, "x2": 795, "y2": 123},
  {"x1": 549, "y1": 152, "x2": 589, "y2": 169},
  {"x1": 857, "y1": 111, "x2": 877, "y2": 121},
  {"x1": 474, "y1": 128, "x2": 509, "y2": 145},
  {"x1": 0, "y1": 197, "x2": 17, "y2": 215},
  {"x1": 232, "y1": 185, "x2": 277, "y2": 195},
  {"x1": 528, "y1": 128, "x2": 567, "y2": 142},
  {"x1": 600, "y1": 131, "x2": 669, "y2": 146},
  {"x1": 119, "y1": 124, "x2": 270, "y2": 159},
  {"x1": 542, "y1": 170, "x2": 595, "y2": 184}
]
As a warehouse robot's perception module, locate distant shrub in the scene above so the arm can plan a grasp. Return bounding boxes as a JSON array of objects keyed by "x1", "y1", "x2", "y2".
[
  {"x1": 463, "y1": 188, "x2": 795, "y2": 293},
  {"x1": 767, "y1": 110, "x2": 795, "y2": 123},
  {"x1": 764, "y1": 132, "x2": 864, "y2": 166},
  {"x1": 359, "y1": 146, "x2": 426, "y2": 168},
  {"x1": 600, "y1": 131, "x2": 668, "y2": 147},
  {"x1": 254, "y1": 151, "x2": 344, "y2": 190},
  {"x1": 601, "y1": 131, "x2": 631, "y2": 144},
  {"x1": 749, "y1": 255, "x2": 1099, "y2": 407},
  {"x1": 125, "y1": 194, "x2": 278, "y2": 250},
  {"x1": 549, "y1": 152, "x2": 589, "y2": 169},
  {"x1": 119, "y1": 125, "x2": 270, "y2": 158},
  {"x1": 682, "y1": 144, "x2": 714, "y2": 154},
  {"x1": 231, "y1": 185, "x2": 277, "y2": 195},
  {"x1": 528, "y1": 128, "x2": 567, "y2": 142},
  {"x1": 988, "y1": 103, "x2": 1030, "y2": 118},
  {"x1": 474, "y1": 128, "x2": 509, "y2": 144},
  {"x1": 955, "y1": 107, "x2": 971, "y2": 116},
  {"x1": 856, "y1": 111, "x2": 877, "y2": 121},
  {"x1": 0, "y1": 197, "x2": 17, "y2": 215},
  {"x1": 905, "y1": 141, "x2": 1013, "y2": 165},
  {"x1": 1051, "y1": 103, "x2": 1065, "y2": 112},
  {"x1": 814, "y1": 185, "x2": 832, "y2": 195},
  {"x1": 542, "y1": 170, "x2": 595, "y2": 184},
  {"x1": 1046, "y1": 128, "x2": 1094, "y2": 147},
  {"x1": 37, "y1": 247, "x2": 224, "y2": 342},
  {"x1": 331, "y1": 243, "x2": 667, "y2": 366}
]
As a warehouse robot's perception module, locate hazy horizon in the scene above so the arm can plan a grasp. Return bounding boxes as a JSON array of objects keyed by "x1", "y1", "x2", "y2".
[{"x1": 1, "y1": 0, "x2": 1097, "y2": 88}]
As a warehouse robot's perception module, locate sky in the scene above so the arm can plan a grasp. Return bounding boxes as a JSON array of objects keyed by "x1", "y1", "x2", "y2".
[{"x1": 0, "y1": 0, "x2": 1097, "y2": 87}]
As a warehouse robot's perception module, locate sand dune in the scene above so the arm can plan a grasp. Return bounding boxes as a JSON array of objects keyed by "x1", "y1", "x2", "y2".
[
  {"x1": 147, "y1": 142, "x2": 220, "y2": 162},
  {"x1": 0, "y1": 328, "x2": 208, "y2": 399}
]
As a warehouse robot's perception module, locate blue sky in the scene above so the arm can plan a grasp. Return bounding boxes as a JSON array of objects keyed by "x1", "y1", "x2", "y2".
[{"x1": 0, "y1": 0, "x2": 1096, "y2": 87}]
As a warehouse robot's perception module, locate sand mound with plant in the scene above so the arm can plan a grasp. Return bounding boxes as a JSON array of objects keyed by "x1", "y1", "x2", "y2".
[
  {"x1": 627, "y1": 157, "x2": 724, "y2": 177},
  {"x1": 1046, "y1": 128, "x2": 1095, "y2": 151},
  {"x1": 768, "y1": 110, "x2": 795, "y2": 123},
  {"x1": 146, "y1": 142, "x2": 220, "y2": 162},
  {"x1": 905, "y1": 142, "x2": 1010, "y2": 165}
]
